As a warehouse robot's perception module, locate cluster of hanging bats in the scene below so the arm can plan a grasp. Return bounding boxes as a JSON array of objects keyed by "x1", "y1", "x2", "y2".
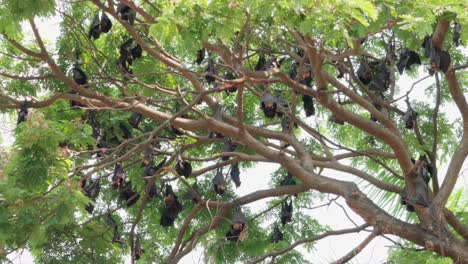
[{"x1": 13, "y1": 2, "x2": 463, "y2": 256}]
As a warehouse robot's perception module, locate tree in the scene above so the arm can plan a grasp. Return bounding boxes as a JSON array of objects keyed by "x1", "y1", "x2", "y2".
[{"x1": 0, "y1": 0, "x2": 466, "y2": 263}]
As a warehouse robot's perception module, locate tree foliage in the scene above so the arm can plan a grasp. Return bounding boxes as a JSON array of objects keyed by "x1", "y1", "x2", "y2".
[{"x1": 0, "y1": 0, "x2": 467, "y2": 263}]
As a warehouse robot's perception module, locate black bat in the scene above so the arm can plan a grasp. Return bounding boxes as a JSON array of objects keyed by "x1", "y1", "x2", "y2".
[
  {"x1": 205, "y1": 57, "x2": 216, "y2": 84},
  {"x1": 222, "y1": 138, "x2": 235, "y2": 161},
  {"x1": 230, "y1": 163, "x2": 241, "y2": 188},
  {"x1": 117, "y1": 3, "x2": 136, "y2": 26},
  {"x1": 223, "y1": 72, "x2": 238, "y2": 94},
  {"x1": 302, "y1": 94, "x2": 315, "y2": 117},
  {"x1": 183, "y1": 183, "x2": 201, "y2": 204},
  {"x1": 71, "y1": 63, "x2": 88, "y2": 85},
  {"x1": 397, "y1": 49, "x2": 421, "y2": 74},
  {"x1": 105, "y1": 214, "x2": 124, "y2": 244},
  {"x1": 255, "y1": 54, "x2": 266, "y2": 71},
  {"x1": 160, "y1": 185, "x2": 183, "y2": 226},
  {"x1": 453, "y1": 22, "x2": 461, "y2": 47},
  {"x1": 82, "y1": 179, "x2": 100, "y2": 213},
  {"x1": 271, "y1": 224, "x2": 283, "y2": 243},
  {"x1": 195, "y1": 48, "x2": 205, "y2": 65},
  {"x1": 280, "y1": 200, "x2": 293, "y2": 226},
  {"x1": 17, "y1": 103, "x2": 29, "y2": 124},
  {"x1": 261, "y1": 89, "x2": 277, "y2": 119},
  {"x1": 403, "y1": 107, "x2": 418, "y2": 129},
  {"x1": 119, "y1": 181, "x2": 140, "y2": 207},
  {"x1": 112, "y1": 163, "x2": 126, "y2": 189},
  {"x1": 175, "y1": 154, "x2": 192, "y2": 178},
  {"x1": 213, "y1": 169, "x2": 227, "y2": 195},
  {"x1": 368, "y1": 62, "x2": 390, "y2": 92},
  {"x1": 226, "y1": 207, "x2": 248, "y2": 242},
  {"x1": 88, "y1": 13, "x2": 101, "y2": 40},
  {"x1": 134, "y1": 234, "x2": 144, "y2": 260},
  {"x1": 99, "y1": 12, "x2": 112, "y2": 33}
]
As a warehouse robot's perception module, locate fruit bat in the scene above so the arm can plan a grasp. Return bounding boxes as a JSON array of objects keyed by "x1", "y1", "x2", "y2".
[
  {"x1": 175, "y1": 154, "x2": 192, "y2": 178},
  {"x1": 226, "y1": 207, "x2": 248, "y2": 242},
  {"x1": 89, "y1": 11, "x2": 112, "y2": 40},
  {"x1": 265, "y1": 56, "x2": 281, "y2": 69},
  {"x1": 105, "y1": 214, "x2": 124, "y2": 244},
  {"x1": 417, "y1": 155, "x2": 432, "y2": 184},
  {"x1": 183, "y1": 183, "x2": 201, "y2": 203},
  {"x1": 131, "y1": 44, "x2": 143, "y2": 60},
  {"x1": 141, "y1": 146, "x2": 154, "y2": 168},
  {"x1": 88, "y1": 13, "x2": 101, "y2": 40},
  {"x1": 281, "y1": 116, "x2": 297, "y2": 133},
  {"x1": 224, "y1": 72, "x2": 238, "y2": 94},
  {"x1": 164, "y1": 184, "x2": 174, "y2": 206},
  {"x1": 69, "y1": 91, "x2": 86, "y2": 109},
  {"x1": 271, "y1": 224, "x2": 283, "y2": 243},
  {"x1": 222, "y1": 138, "x2": 236, "y2": 161},
  {"x1": 143, "y1": 157, "x2": 166, "y2": 198},
  {"x1": 289, "y1": 61, "x2": 298, "y2": 80},
  {"x1": 119, "y1": 181, "x2": 140, "y2": 207},
  {"x1": 71, "y1": 63, "x2": 88, "y2": 85},
  {"x1": 370, "y1": 102, "x2": 382, "y2": 122},
  {"x1": 397, "y1": 49, "x2": 421, "y2": 74},
  {"x1": 117, "y1": 3, "x2": 136, "y2": 26},
  {"x1": 196, "y1": 48, "x2": 205, "y2": 65},
  {"x1": 298, "y1": 63, "x2": 313, "y2": 86},
  {"x1": 99, "y1": 12, "x2": 112, "y2": 33},
  {"x1": 143, "y1": 156, "x2": 166, "y2": 177},
  {"x1": 205, "y1": 57, "x2": 216, "y2": 84},
  {"x1": 160, "y1": 185, "x2": 183, "y2": 226},
  {"x1": 88, "y1": 110, "x2": 100, "y2": 137},
  {"x1": 119, "y1": 122, "x2": 132, "y2": 139},
  {"x1": 399, "y1": 186, "x2": 415, "y2": 212},
  {"x1": 302, "y1": 94, "x2": 315, "y2": 117},
  {"x1": 408, "y1": 172, "x2": 431, "y2": 207},
  {"x1": 403, "y1": 107, "x2": 418, "y2": 129},
  {"x1": 453, "y1": 22, "x2": 461, "y2": 47},
  {"x1": 274, "y1": 93, "x2": 288, "y2": 117},
  {"x1": 400, "y1": 158, "x2": 432, "y2": 211},
  {"x1": 437, "y1": 50, "x2": 451, "y2": 73},
  {"x1": 280, "y1": 173, "x2": 296, "y2": 187},
  {"x1": 213, "y1": 169, "x2": 227, "y2": 195},
  {"x1": 208, "y1": 105, "x2": 224, "y2": 138},
  {"x1": 119, "y1": 39, "x2": 142, "y2": 74},
  {"x1": 261, "y1": 89, "x2": 277, "y2": 119},
  {"x1": 280, "y1": 116, "x2": 297, "y2": 148},
  {"x1": 129, "y1": 112, "x2": 142, "y2": 129},
  {"x1": 368, "y1": 62, "x2": 390, "y2": 92},
  {"x1": 280, "y1": 173, "x2": 298, "y2": 197},
  {"x1": 280, "y1": 200, "x2": 293, "y2": 226},
  {"x1": 255, "y1": 54, "x2": 266, "y2": 71},
  {"x1": 82, "y1": 179, "x2": 100, "y2": 213},
  {"x1": 356, "y1": 59, "x2": 373, "y2": 85},
  {"x1": 422, "y1": 36, "x2": 451, "y2": 75},
  {"x1": 134, "y1": 234, "x2": 144, "y2": 260},
  {"x1": 112, "y1": 163, "x2": 126, "y2": 189},
  {"x1": 230, "y1": 163, "x2": 241, "y2": 188},
  {"x1": 333, "y1": 61, "x2": 346, "y2": 79},
  {"x1": 17, "y1": 103, "x2": 29, "y2": 124}
]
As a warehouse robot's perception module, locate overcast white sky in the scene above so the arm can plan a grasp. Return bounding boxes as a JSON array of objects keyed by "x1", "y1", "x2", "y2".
[{"x1": 2, "y1": 15, "x2": 467, "y2": 264}]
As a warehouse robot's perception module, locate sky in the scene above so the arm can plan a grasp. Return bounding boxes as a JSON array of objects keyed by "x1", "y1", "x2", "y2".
[{"x1": 2, "y1": 13, "x2": 467, "y2": 264}]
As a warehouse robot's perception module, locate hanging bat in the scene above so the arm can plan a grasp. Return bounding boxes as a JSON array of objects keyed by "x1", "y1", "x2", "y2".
[{"x1": 226, "y1": 207, "x2": 248, "y2": 242}]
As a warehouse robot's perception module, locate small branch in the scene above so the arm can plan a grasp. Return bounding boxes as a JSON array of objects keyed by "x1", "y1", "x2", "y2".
[
  {"x1": 331, "y1": 229, "x2": 379, "y2": 264},
  {"x1": 249, "y1": 224, "x2": 370, "y2": 264}
]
